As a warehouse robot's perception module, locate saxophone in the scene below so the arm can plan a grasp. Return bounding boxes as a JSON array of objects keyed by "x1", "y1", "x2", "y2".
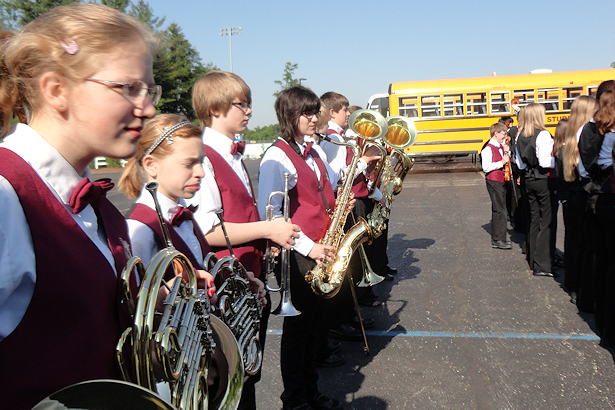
[
  {"x1": 305, "y1": 110, "x2": 389, "y2": 298},
  {"x1": 367, "y1": 116, "x2": 417, "y2": 239}
]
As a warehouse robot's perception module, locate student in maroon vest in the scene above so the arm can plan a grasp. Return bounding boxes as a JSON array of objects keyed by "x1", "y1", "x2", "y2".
[
  {"x1": 258, "y1": 86, "x2": 346, "y2": 410},
  {"x1": 190, "y1": 70, "x2": 300, "y2": 410},
  {"x1": 0, "y1": 5, "x2": 159, "y2": 408},
  {"x1": 118, "y1": 114, "x2": 217, "y2": 295},
  {"x1": 481, "y1": 122, "x2": 512, "y2": 250}
]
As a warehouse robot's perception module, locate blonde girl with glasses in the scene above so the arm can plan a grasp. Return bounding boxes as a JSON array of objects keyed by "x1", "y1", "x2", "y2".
[{"x1": 0, "y1": 4, "x2": 159, "y2": 408}]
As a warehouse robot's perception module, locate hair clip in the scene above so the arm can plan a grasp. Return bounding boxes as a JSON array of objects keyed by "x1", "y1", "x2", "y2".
[
  {"x1": 59, "y1": 39, "x2": 79, "y2": 55},
  {"x1": 143, "y1": 121, "x2": 192, "y2": 156}
]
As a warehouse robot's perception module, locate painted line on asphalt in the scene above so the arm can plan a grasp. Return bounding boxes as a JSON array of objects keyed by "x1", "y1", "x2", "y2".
[{"x1": 266, "y1": 329, "x2": 600, "y2": 340}]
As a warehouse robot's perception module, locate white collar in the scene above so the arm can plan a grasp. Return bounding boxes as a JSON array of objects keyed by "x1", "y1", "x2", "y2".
[
  {"x1": 203, "y1": 127, "x2": 240, "y2": 160},
  {"x1": 136, "y1": 187, "x2": 187, "y2": 223},
  {"x1": 1, "y1": 123, "x2": 91, "y2": 204}
]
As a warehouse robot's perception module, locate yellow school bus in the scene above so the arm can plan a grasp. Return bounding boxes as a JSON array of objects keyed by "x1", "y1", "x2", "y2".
[{"x1": 367, "y1": 68, "x2": 614, "y2": 159}]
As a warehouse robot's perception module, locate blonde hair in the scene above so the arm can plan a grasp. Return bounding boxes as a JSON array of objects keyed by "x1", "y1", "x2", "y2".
[
  {"x1": 118, "y1": 114, "x2": 202, "y2": 199},
  {"x1": 0, "y1": 3, "x2": 156, "y2": 137},
  {"x1": 519, "y1": 103, "x2": 546, "y2": 138},
  {"x1": 562, "y1": 96, "x2": 598, "y2": 182},
  {"x1": 553, "y1": 118, "x2": 568, "y2": 158},
  {"x1": 192, "y1": 71, "x2": 251, "y2": 128}
]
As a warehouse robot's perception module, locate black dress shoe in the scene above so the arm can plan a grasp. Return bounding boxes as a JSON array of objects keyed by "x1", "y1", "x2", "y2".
[
  {"x1": 533, "y1": 270, "x2": 556, "y2": 277},
  {"x1": 308, "y1": 393, "x2": 344, "y2": 410},
  {"x1": 315, "y1": 352, "x2": 346, "y2": 368},
  {"x1": 282, "y1": 404, "x2": 313, "y2": 410},
  {"x1": 491, "y1": 240, "x2": 512, "y2": 250},
  {"x1": 328, "y1": 322, "x2": 363, "y2": 341},
  {"x1": 384, "y1": 273, "x2": 394, "y2": 281},
  {"x1": 383, "y1": 266, "x2": 397, "y2": 275},
  {"x1": 327, "y1": 341, "x2": 342, "y2": 355},
  {"x1": 350, "y1": 316, "x2": 374, "y2": 329}
]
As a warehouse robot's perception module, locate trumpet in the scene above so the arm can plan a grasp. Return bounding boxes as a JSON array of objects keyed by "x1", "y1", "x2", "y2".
[
  {"x1": 116, "y1": 182, "x2": 243, "y2": 410},
  {"x1": 264, "y1": 172, "x2": 301, "y2": 316},
  {"x1": 210, "y1": 209, "x2": 265, "y2": 376}
]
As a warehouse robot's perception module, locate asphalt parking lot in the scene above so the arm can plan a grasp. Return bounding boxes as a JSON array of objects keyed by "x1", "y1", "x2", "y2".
[{"x1": 100, "y1": 158, "x2": 615, "y2": 410}]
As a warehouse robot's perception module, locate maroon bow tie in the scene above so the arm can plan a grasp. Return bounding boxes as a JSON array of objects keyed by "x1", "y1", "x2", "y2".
[
  {"x1": 171, "y1": 205, "x2": 198, "y2": 227},
  {"x1": 303, "y1": 141, "x2": 313, "y2": 160},
  {"x1": 69, "y1": 178, "x2": 114, "y2": 214},
  {"x1": 231, "y1": 141, "x2": 245, "y2": 156}
]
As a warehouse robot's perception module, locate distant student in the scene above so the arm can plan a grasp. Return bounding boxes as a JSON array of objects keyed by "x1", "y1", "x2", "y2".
[
  {"x1": 481, "y1": 122, "x2": 512, "y2": 249},
  {"x1": 189, "y1": 70, "x2": 300, "y2": 410}
]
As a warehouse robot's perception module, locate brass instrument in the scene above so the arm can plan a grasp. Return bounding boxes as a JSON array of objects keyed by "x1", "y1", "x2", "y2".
[
  {"x1": 367, "y1": 116, "x2": 416, "y2": 239},
  {"x1": 349, "y1": 109, "x2": 389, "y2": 197},
  {"x1": 305, "y1": 112, "x2": 388, "y2": 298},
  {"x1": 210, "y1": 209, "x2": 264, "y2": 376},
  {"x1": 264, "y1": 172, "x2": 301, "y2": 316},
  {"x1": 116, "y1": 182, "x2": 243, "y2": 410}
]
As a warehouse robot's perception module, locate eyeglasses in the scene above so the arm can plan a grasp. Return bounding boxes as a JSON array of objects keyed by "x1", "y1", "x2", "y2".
[
  {"x1": 86, "y1": 78, "x2": 162, "y2": 106},
  {"x1": 302, "y1": 112, "x2": 321, "y2": 120},
  {"x1": 232, "y1": 102, "x2": 252, "y2": 112}
]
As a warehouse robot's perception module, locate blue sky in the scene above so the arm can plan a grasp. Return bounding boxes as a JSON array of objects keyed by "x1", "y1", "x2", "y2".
[{"x1": 145, "y1": 0, "x2": 615, "y2": 128}]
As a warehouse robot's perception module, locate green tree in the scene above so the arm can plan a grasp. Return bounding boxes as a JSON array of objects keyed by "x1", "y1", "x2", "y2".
[
  {"x1": 155, "y1": 22, "x2": 217, "y2": 118},
  {"x1": 127, "y1": 0, "x2": 164, "y2": 33},
  {"x1": 273, "y1": 62, "x2": 300, "y2": 97},
  {"x1": 1, "y1": 0, "x2": 77, "y2": 27},
  {"x1": 101, "y1": 0, "x2": 129, "y2": 12},
  {"x1": 244, "y1": 124, "x2": 280, "y2": 143}
]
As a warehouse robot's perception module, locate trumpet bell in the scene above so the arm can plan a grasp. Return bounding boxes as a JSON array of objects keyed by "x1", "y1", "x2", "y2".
[
  {"x1": 384, "y1": 116, "x2": 417, "y2": 149},
  {"x1": 349, "y1": 109, "x2": 388, "y2": 141}
]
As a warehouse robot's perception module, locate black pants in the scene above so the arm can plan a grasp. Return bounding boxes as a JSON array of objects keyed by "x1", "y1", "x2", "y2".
[
  {"x1": 548, "y1": 177, "x2": 559, "y2": 264},
  {"x1": 590, "y1": 194, "x2": 615, "y2": 343},
  {"x1": 237, "y1": 280, "x2": 271, "y2": 410},
  {"x1": 523, "y1": 176, "x2": 551, "y2": 272},
  {"x1": 486, "y1": 179, "x2": 507, "y2": 242},
  {"x1": 280, "y1": 252, "x2": 324, "y2": 408},
  {"x1": 563, "y1": 190, "x2": 590, "y2": 294}
]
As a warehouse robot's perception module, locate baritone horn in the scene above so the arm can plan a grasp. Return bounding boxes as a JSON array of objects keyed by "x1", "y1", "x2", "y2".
[{"x1": 264, "y1": 172, "x2": 301, "y2": 316}]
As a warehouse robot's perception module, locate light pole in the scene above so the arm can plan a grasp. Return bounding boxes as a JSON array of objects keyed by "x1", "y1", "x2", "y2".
[
  {"x1": 220, "y1": 27, "x2": 241, "y2": 73},
  {"x1": 299, "y1": 78, "x2": 306, "y2": 85}
]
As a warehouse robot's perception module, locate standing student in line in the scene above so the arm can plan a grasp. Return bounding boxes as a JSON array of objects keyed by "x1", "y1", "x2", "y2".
[
  {"x1": 258, "y1": 86, "x2": 346, "y2": 410},
  {"x1": 0, "y1": 4, "x2": 162, "y2": 408},
  {"x1": 515, "y1": 103, "x2": 556, "y2": 277},
  {"x1": 481, "y1": 122, "x2": 512, "y2": 249},
  {"x1": 189, "y1": 70, "x2": 300, "y2": 410}
]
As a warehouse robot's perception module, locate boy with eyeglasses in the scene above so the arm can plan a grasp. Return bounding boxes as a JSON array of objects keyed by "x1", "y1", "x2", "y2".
[
  {"x1": 189, "y1": 70, "x2": 300, "y2": 410},
  {"x1": 482, "y1": 122, "x2": 512, "y2": 250}
]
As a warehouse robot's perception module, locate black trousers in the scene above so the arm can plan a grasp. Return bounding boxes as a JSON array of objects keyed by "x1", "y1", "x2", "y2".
[
  {"x1": 486, "y1": 179, "x2": 507, "y2": 242},
  {"x1": 563, "y1": 190, "x2": 590, "y2": 294},
  {"x1": 548, "y1": 177, "x2": 559, "y2": 263},
  {"x1": 590, "y1": 194, "x2": 615, "y2": 344},
  {"x1": 523, "y1": 176, "x2": 551, "y2": 272},
  {"x1": 237, "y1": 279, "x2": 271, "y2": 410},
  {"x1": 280, "y1": 252, "x2": 324, "y2": 408}
]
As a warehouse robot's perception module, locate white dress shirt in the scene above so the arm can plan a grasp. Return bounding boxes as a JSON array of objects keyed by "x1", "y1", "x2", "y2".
[
  {"x1": 187, "y1": 127, "x2": 254, "y2": 233},
  {"x1": 258, "y1": 137, "x2": 338, "y2": 256},
  {"x1": 598, "y1": 131, "x2": 615, "y2": 170},
  {"x1": 515, "y1": 130, "x2": 555, "y2": 170},
  {"x1": 481, "y1": 138, "x2": 505, "y2": 173},
  {"x1": 0, "y1": 124, "x2": 116, "y2": 340},
  {"x1": 318, "y1": 121, "x2": 383, "y2": 200},
  {"x1": 127, "y1": 189, "x2": 204, "y2": 268}
]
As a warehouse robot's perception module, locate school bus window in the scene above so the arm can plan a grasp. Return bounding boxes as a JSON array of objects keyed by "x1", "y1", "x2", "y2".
[
  {"x1": 587, "y1": 86, "x2": 598, "y2": 97},
  {"x1": 399, "y1": 96, "x2": 418, "y2": 118},
  {"x1": 513, "y1": 89, "x2": 535, "y2": 107},
  {"x1": 421, "y1": 95, "x2": 441, "y2": 117},
  {"x1": 563, "y1": 87, "x2": 583, "y2": 110},
  {"x1": 466, "y1": 92, "x2": 487, "y2": 115},
  {"x1": 442, "y1": 94, "x2": 464, "y2": 117},
  {"x1": 537, "y1": 88, "x2": 560, "y2": 112},
  {"x1": 489, "y1": 91, "x2": 511, "y2": 114}
]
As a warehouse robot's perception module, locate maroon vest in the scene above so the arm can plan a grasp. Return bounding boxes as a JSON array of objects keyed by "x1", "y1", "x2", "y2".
[
  {"x1": 129, "y1": 203, "x2": 212, "y2": 275},
  {"x1": 203, "y1": 145, "x2": 264, "y2": 278},
  {"x1": 0, "y1": 149, "x2": 130, "y2": 410},
  {"x1": 327, "y1": 129, "x2": 370, "y2": 198},
  {"x1": 273, "y1": 140, "x2": 336, "y2": 242},
  {"x1": 486, "y1": 143, "x2": 505, "y2": 183}
]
